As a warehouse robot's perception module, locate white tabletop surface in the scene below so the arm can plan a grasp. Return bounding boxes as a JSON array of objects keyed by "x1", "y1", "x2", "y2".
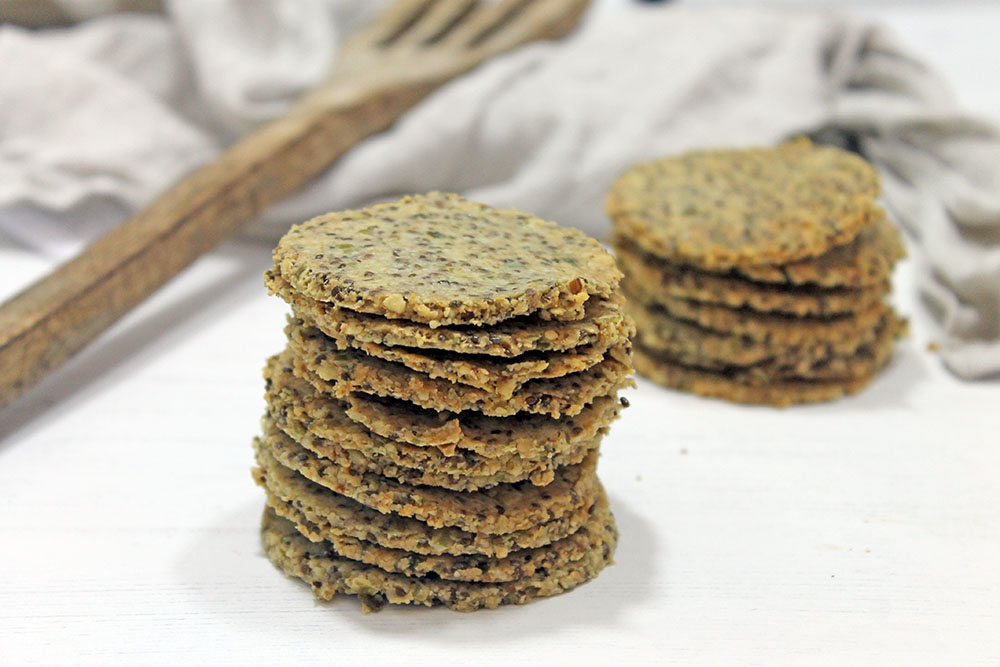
[{"x1": 3, "y1": 2, "x2": 1000, "y2": 666}]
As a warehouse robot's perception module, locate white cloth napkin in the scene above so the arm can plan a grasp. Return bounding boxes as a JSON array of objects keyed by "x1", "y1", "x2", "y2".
[{"x1": 1, "y1": 1, "x2": 998, "y2": 379}]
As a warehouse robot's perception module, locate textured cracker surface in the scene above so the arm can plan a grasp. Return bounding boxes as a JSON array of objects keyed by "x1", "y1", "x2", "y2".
[
  {"x1": 268, "y1": 272, "x2": 633, "y2": 357},
  {"x1": 731, "y1": 212, "x2": 905, "y2": 287},
  {"x1": 632, "y1": 313, "x2": 902, "y2": 384},
  {"x1": 267, "y1": 354, "x2": 603, "y2": 487},
  {"x1": 287, "y1": 319, "x2": 634, "y2": 419},
  {"x1": 304, "y1": 317, "x2": 615, "y2": 399},
  {"x1": 255, "y1": 428, "x2": 600, "y2": 535},
  {"x1": 633, "y1": 344, "x2": 890, "y2": 406},
  {"x1": 624, "y1": 279, "x2": 889, "y2": 346},
  {"x1": 606, "y1": 138, "x2": 880, "y2": 270},
  {"x1": 616, "y1": 239, "x2": 889, "y2": 316},
  {"x1": 626, "y1": 298, "x2": 891, "y2": 368},
  {"x1": 271, "y1": 408, "x2": 598, "y2": 492},
  {"x1": 253, "y1": 456, "x2": 595, "y2": 558},
  {"x1": 266, "y1": 355, "x2": 603, "y2": 489},
  {"x1": 271, "y1": 193, "x2": 621, "y2": 327},
  {"x1": 261, "y1": 506, "x2": 616, "y2": 613},
  {"x1": 268, "y1": 486, "x2": 611, "y2": 584},
  {"x1": 340, "y1": 388, "x2": 623, "y2": 458}
]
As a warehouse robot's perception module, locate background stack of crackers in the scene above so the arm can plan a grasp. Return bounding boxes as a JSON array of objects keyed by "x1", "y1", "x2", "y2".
[
  {"x1": 606, "y1": 139, "x2": 906, "y2": 406},
  {"x1": 252, "y1": 193, "x2": 635, "y2": 612}
]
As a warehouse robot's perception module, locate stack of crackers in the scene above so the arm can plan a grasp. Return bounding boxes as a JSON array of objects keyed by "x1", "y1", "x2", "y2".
[
  {"x1": 252, "y1": 193, "x2": 635, "y2": 612},
  {"x1": 607, "y1": 139, "x2": 906, "y2": 406}
]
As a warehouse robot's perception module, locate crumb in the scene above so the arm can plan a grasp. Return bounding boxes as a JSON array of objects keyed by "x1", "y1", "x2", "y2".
[{"x1": 928, "y1": 340, "x2": 941, "y2": 352}]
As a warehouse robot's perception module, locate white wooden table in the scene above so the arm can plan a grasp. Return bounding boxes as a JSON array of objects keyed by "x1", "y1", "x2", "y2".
[{"x1": 2, "y1": 3, "x2": 999, "y2": 665}]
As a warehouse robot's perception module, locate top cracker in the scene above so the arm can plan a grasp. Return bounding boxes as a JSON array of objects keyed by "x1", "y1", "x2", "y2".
[
  {"x1": 605, "y1": 138, "x2": 881, "y2": 270},
  {"x1": 272, "y1": 193, "x2": 621, "y2": 327}
]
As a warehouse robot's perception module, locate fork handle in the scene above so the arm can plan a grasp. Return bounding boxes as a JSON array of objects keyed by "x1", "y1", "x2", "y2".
[{"x1": 0, "y1": 82, "x2": 430, "y2": 408}]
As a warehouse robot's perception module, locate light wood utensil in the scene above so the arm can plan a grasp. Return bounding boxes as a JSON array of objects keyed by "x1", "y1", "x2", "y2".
[{"x1": 0, "y1": 0, "x2": 590, "y2": 408}]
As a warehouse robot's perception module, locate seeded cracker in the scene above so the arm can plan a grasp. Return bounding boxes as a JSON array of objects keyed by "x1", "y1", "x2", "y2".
[
  {"x1": 616, "y1": 239, "x2": 889, "y2": 316},
  {"x1": 267, "y1": 272, "x2": 633, "y2": 358},
  {"x1": 337, "y1": 388, "x2": 623, "y2": 457},
  {"x1": 269, "y1": 487, "x2": 613, "y2": 584},
  {"x1": 607, "y1": 139, "x2": 904, "y2": 404},
  {"x1": 266, "y1": 356, "x2": 605, "y2": 488},
  {"x1": 253, "y1": 458, "x2": 596, "y2": 558},
  {"x1": 256, "y1": 192, "x2": 632, "y2": 610},
  {"x1": 633, "y1": 343, "x2": 888, "y2": 407},
  {"x1": 271, "y1": 193, "x2": 621, "y2": 327},
  {"x1": 633, "y1": 313, "x2": 903, "y2": 383},
  {"x1": 302, "y1": 317, "x2": 619, "y2": 399},
  {"x1": 732, "y1": 212, "x2": 906, "y2": 288},
  {"x1": 606, "y1": 138, "x2": 880, "y2": 270},
  {"x1": 271, "y1": 407, "x2": 599, "y2": 491},
  {"x1": 626, "y1": 299, "x2": 884, "y2": 367},
  {"x1": 624, "y1": 288, "x2": 888, "y2": 352},
  {"x1": 255, "y1": 429, "x2": 600, "y2": 535},
  {"x1": 286, "y1": 318, "x2": 634, "y2": 419},
  {"x1": 261, "y1": 506, "x2": 617, "y2": 613},
  {"x1": 623, "y1": 280, "x2": 887, "y2": 346}
]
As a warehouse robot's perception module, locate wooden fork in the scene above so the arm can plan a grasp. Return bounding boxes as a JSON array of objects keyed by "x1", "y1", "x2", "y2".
[{"x1": 0, "y1": 0, "x2": 591, "y2": 408}]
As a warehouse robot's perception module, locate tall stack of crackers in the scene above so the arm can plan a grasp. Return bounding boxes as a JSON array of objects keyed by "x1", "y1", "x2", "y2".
[
  {"x1": 252, "y1": 193, "x2": 634, "y2": 612},
  {"x1": 607, "y1": 139, "x2": 906, "y2": 406}
]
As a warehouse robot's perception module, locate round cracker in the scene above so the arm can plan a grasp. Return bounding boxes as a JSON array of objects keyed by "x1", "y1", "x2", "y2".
[
  {"x1": 255, "y1": 428, "x2": 600, "y2": 535},
  {"x1": 272, "y1": 192, "x2": 621, "y2": 327},
  {"x1": 634, "y1": 343, "x2": 888, "y2": 407},
  {"x1": 260, "y1": 503, "x2": 616, "y2": 612},
  {"x1": 623, "y1": 279, "x2": 889, "y2": 348},
  {"x1": 268, "y1": 487, "x2": 613, "y2": 584},
  {"x1": 733, "y1": 212, "x2": 906, "y2": 287},
  {"x1": 615, "y1": 239, "x2": 889, "y2": 316},
  {"x1": 606, "y1": 138, "x2": 880, "y2": 270},
  {"x1": 253, "y1": 455, "x2": 596, "y2": 559},
  {"x1": 286, "y1": 318, "x2": 634, "y2": 420},
  {"x1": 265, "y1": 353, "x2": 609, "y2": 488},
  {"x1": 266, "y1": 271, "x2": 634, "y2": 358}
]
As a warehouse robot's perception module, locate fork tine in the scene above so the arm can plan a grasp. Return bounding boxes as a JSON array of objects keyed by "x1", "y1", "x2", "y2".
[
  {"x1": 469, "y1": 0, "x2": 591, "y2": 53},
  {"x1": 443, "y1": 0, "x2": 589, "y2": 51},
  {"x1": 442, "y1": 0, "x2": 529, "y2": 48},
  {"x1": 398, "y1": 0, "x2": 478, "y2": 45},
  {"x1": 339, "y1": 0, "x2": 432, "y2": 53}
]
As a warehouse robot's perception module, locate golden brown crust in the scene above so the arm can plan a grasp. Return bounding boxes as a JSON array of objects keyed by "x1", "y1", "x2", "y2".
[
  {"x1": 732, "y1": 212, "x2": 906, "y2": 287},
  {"x1": 301, "y1": 318, "x2": 616, "y2": 399},
  {"x1": 623, "y1": 295, "x2": 892, "y2": 368},
  {"x1": 272, "y1": 193, "x2": 621, "y2": 327},
  {"x1": 615, "y1": 238, "x2": 889, "y2": 316},
  {"x1": 622, "y1": 278, "x2": 887, "y2": 346},
  {"x1": 287, "y1": 318, "x2": 634, "y2": 419},
  {"x1": 266, "y1": 352, "x2": 607, "y2": 487},
  {"x1": 267, "y1": 272, "x2": 634, "y2": 358},
  {"x1": 268, "y1": 487, "x2": 613, "y2": 584},
  {"x1": 255, "y1": 427, "x2": 601, "y2": 535},
  {"x1": 633, "y1": 342, "x2": 891, "y2": 407},
  {"x1": 261, "y1": 505, "x2": 617, "y2": 612},
  {"x1": 253, "y1": 456, "x2": 597, "y2": 559},
  {"x1": 606, "y1": 138, "x2": 880, "y2": 270},
  {"x1": 338, "y1": 388, "x2": 623, "y2": 458}
]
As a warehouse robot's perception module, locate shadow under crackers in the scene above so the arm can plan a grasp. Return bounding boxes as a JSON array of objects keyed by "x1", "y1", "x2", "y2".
[
  {"x1": 327, "y1": 492, "x2": 661, "y2": 637},
  {"x1": 175, "y1": 496, "x2": 663, "y2": 650},
  {"x1": 174, "y1": 493, "x2": 662, "y2": 639}
]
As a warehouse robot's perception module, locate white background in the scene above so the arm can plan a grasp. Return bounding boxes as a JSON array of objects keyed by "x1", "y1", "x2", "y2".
[{"x1": 2, "y1": 1, "x2": 999, "y2": 665}]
